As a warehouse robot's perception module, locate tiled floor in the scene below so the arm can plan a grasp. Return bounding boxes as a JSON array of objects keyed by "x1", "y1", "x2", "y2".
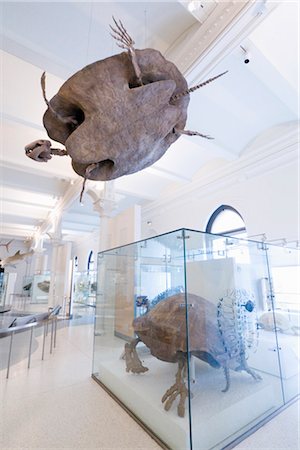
[{"x1": 0, "y1": 316, "x2": 299, "y2": 450}]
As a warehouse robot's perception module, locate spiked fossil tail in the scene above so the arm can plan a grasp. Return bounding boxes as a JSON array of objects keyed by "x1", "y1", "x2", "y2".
[{"x1": 171, "y1": 71, "x2": 228, "y2": 102}]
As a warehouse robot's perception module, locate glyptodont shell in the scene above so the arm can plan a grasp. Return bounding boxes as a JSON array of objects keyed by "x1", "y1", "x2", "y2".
[{"x1": 43, "y1": 49, "x2": 189, "y2": 181}]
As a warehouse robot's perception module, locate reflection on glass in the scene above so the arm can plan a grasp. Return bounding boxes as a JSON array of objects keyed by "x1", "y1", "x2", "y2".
[
  {"x1": 92, "y1": 229, "x2": 299, "y2": 450},
  {"x1": 265, "y1": 244, "x2": 300, "y2": 404},
  {"x1": 72, "y1": 270, "x2": 97, "y2": 311}
]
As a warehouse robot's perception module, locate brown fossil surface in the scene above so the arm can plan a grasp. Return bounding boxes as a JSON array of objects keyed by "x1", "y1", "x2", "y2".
[
  {"x1": 25, "y1": 19, "x2": 227, "y2": 188},
  {"x1": 43, "y1": 49, "x2": 189, "y2": 181},
  {"x1": 125, "y1": 292, "x2": 262, "y2": 417},
  {"x1": 132, "y1": 292, "x2": 224, "y2": 364}
]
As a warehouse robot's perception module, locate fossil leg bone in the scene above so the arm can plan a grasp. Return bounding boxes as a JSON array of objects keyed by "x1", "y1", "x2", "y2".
[
  {"x1": 124, "y1": 338, "x2": 149, "y2": 374},
  {"x1": 110, "y1": 17, "x2": 143, "y2": 86},
  {"x1": 222, "y1": 364, "x2": 231, "y2": 392},
  {"x1": 79, "y1": 162, "x2": 102, "y2": 203},
  {"x1": 161, "y1": 354, "x2": 188, "y2": 417},
  {"x1": 41, "y1": 72, "x2": 79, "y2": 127},
  {"x1": 237, "y1": 354, "x2": 262, "y2": 381}
]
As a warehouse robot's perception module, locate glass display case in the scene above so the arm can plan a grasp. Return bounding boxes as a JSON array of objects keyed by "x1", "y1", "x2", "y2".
[
  {"x1": 0, "y1": 272, "x2": 17, "y2": 308},
  {"x1": 92, "y1": 229, "x2": 299, "y2": 450},
  {"x1": 72, "y1": 270, "x2": 97, "y2": 314},
  {"x1": 0, "y1": 271, "x2": 8, "y2": 306},
  {"x1": 22, "y1": 272, "x2": 51, "y2": 304}
]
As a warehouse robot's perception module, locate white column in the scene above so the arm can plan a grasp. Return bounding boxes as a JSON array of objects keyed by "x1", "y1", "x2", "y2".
[
  {"x1": 93, "y1": 181, "x2": 117, "y2": 252},
  {"x1": 32, "y1": 235, "x2": 48, "y2": 274},
  {"x1": 48, "y1": 217, "x2": 72, "y2": 315},
  {"x1": 90, "y1": 181, "x2": 117, "y2": 334}
]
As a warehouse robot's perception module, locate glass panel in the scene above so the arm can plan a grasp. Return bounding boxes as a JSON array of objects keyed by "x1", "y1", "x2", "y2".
[
  {"x1": 30, "y1": 272, "x2": 51, "y2": 304},
  {"x1": 0, "y1": 271, "x2": 8, "y2": 307},
  {"x1": 93, "y1": 230, "x2": 191, "y2": 449},
  {"x1": 265, "y1": 243, "x2": 300, "y2": 403},
  {"x1": 184, "y1": 230, "x2": 284, "y2": 450}
]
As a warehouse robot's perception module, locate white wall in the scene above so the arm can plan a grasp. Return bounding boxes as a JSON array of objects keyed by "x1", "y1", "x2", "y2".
[
  {"x1": 71, "y1": 205, "x2": 141, "y2": 271},
  {"x1": 71, "y1": 230, "x2": 99, "y2": 272},
  {"x1": 141, "y1": 127, "x2": 299, "y2": 244},
  {"x1": 108, "y1": 205, "x2": 141, "y2": 250}
]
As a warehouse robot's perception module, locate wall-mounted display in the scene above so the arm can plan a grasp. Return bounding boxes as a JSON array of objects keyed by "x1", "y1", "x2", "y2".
[
  {"x1": 31, "y1": 273, "x2": 51, "y2": 304},
  {"x1": 93, "y1": 228, "x2": 299, "y2": 450}
]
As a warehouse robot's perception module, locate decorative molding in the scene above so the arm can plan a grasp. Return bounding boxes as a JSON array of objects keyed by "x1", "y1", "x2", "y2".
[
  {"x1": 167, "y1": 1, "x2": 278, "y2": 84},
  {"x1": 2, "y1": 112, "x2": 45, "y2": 132},
  {"x1": 143, "y1": 124, "x2": 299, "y2": 215}
]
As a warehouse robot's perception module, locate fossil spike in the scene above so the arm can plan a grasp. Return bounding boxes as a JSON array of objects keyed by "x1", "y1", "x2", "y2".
[
  {"x1": 171, "y1": 71, "x2": 228, "y2": 102},
  {"x1": 41, "y1": 72, "x2": 52, "y2": 109},
  {"x1": 174, "y1": 128, "x2": 214, "y2": 140}
]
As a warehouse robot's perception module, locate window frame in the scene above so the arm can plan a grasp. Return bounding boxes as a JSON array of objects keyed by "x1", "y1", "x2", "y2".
[
  {"x1": 87, "y1": 250, "x2": 94, "y2": 272},
  {"x1": 206, "y1": 205, "x2": 246, "y2": 236}
]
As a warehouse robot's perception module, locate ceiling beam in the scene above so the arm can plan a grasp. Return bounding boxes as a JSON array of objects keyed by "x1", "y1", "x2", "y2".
[
  {"x1": 2, "y1": 112, "x2": 44, "y2": 131},
  {"x1": 0, "y1": 194, "x2": 55, "y2": 210},
  {"x1": 145, "y1": 165, "x2": 191, "y2": 183},
  {"x1": 113, "y1": 184, "x2": 156, "y2": 201}
]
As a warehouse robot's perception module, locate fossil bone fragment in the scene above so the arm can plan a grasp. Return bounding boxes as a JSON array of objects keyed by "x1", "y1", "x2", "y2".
[
  {"x1": 125, "y1": 293, "x2": 262, "y2": 417},
  {"x1": 0, "y1": 250, "x2": 34, "y2": 268},
  {"x1": 25, "y1": 18, "x2": 227, "y2": 190}
]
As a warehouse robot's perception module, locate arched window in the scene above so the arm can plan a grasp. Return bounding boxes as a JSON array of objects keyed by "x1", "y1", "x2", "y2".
[
  {"x1": 206, "y1": 205, "x2": 246, "y2": 237},
  {"x1": 87, "y1": 251, "x2": 94, "y2": 272},
  {"x1": 206, "y1": 205, "x2": 248, "y2": 262}
]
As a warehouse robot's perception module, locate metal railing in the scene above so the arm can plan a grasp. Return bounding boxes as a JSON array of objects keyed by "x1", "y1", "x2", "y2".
[{"x1": 0, "y1": 305, "x2": 61, "y2": 378}]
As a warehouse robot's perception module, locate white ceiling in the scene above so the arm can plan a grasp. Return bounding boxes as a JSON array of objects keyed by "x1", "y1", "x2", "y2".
[{"x1": 0, "y1": 0, "x2": 299, "y2": 246}]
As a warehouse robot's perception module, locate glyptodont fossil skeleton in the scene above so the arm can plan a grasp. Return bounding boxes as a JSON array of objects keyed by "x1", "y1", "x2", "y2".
[{"x1": 25, "y1": 18, "x2": 227, "y2": 198}]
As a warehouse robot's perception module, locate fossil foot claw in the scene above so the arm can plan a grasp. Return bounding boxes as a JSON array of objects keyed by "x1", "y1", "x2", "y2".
[
  {"x1": 161, "y1": 381, "x2": 188, "y2": 417},
  {"x1": 124, "y1": 343, "x2": 148, "y2": 374}
]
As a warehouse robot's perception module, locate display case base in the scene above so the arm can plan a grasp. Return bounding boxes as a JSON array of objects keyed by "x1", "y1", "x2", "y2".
[{"x1": 91, "y1": 374, "x2": 169, "y2": 450}]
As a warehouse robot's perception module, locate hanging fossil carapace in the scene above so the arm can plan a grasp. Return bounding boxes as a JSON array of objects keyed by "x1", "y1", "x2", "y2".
[{"x1": 25, "y1": 18, "x2": 227, "y2": 189}]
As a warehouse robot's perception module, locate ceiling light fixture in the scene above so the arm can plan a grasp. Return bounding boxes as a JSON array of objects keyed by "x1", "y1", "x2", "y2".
[
  {"x1": 188, "y1": 1, "x2": 204, "y2": 13},
  {"x1": 185, "y1": 0, "x2": 218, "y2": 22}
]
